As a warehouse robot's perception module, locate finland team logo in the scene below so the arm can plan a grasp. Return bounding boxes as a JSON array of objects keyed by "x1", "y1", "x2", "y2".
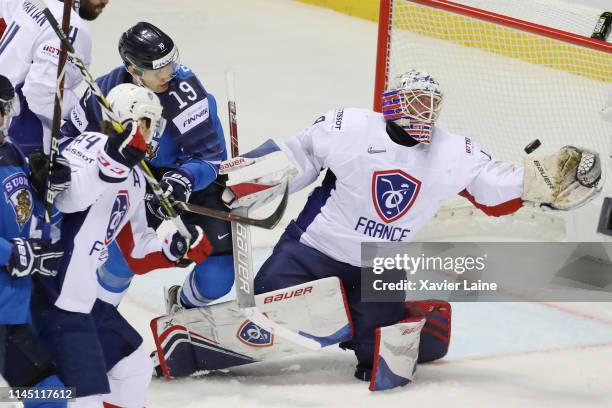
[
  {"x1": 105, "y1": 190, "x2": 130, "y2": 244},
  {"x1": 3, "y1": 173, "x2": 33, "y2": 230},
  {"x1": 372, "y1": 170, "x2": 421, "y2": 223},
  {"x1": 237, "y1": 320, "x2": 274, "y2": 347}
]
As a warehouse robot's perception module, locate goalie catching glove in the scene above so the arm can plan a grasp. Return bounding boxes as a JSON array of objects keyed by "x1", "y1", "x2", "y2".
[
  {"x1": 522, "y1": 146, "x2": 603, "y2": 210},
  {"x1": 220, "y1": 139, "x2": 297, "y2": 210},
  {"x1": 162, "y1": 224, "x2": 212, "y2": 267}
]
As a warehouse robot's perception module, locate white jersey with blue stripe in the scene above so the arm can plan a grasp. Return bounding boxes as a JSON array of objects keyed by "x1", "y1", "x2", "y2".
[
  {"x1": 0, "y1": 0, "x2": 92, "y2": 154},
  {"x1": 52, "y1": 132, "x2": 163, "y2": 313},
  {"x1": 281, "y1": 108, "x2": 524, "y2": 267}
]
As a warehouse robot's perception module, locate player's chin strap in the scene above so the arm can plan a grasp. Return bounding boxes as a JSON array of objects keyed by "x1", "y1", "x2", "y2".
[{"x1": 30, "y1": 0, "x2": 192, "y2": 241}]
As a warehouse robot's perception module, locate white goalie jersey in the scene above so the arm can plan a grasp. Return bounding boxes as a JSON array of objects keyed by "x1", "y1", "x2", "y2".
[{"x1": 281, "y1": 108, "x2": 524, "y2": 267}]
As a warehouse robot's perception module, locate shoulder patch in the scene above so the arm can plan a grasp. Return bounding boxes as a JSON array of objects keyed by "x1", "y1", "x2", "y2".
[{"x1": 3, "y1": 172, "x2": 33, "y2": 230}]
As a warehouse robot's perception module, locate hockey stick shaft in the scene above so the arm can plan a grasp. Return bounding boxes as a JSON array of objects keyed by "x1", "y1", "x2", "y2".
[
  {"x1": 224, "y1": 70, "x2": 320, "y2": 350},
  {"x1": 30, "y1": 0, "x2": 190, "y2": 240},
  {"x1": 44, "y1": 0, "x2": 72, "y2": 223}
]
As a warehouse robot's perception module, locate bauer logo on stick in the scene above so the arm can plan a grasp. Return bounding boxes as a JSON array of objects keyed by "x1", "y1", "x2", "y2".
[{"x1": 372, "y1": 170, "x2": 421, "y2": 223}]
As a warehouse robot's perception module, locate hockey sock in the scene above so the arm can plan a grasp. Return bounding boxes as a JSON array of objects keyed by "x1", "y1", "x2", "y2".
[
  {"x1": 180, "y1": 255, "x2": 234, "y2": 307},
  {"x1": 23, "y1": 374, "x2": 66, "y2": 408}
]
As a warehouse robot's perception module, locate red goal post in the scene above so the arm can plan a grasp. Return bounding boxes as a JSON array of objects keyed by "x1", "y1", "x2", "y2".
[{"x1": 372, "y1": 0, "x2": 612, "y2": 241}]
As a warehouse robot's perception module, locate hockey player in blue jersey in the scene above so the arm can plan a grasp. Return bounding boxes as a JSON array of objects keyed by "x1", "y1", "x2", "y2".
[
  {"x1": 0, "y1": 74, "x2": 69, "y2": 407},
  {"x1": 61, "y1": 22, "x2": 233, "y2": 312}
]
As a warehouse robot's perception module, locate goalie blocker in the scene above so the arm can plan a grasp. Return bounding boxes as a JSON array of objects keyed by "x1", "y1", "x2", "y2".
[{"x1": 151, "y1": 278, "x2": 451, "y2": 391}]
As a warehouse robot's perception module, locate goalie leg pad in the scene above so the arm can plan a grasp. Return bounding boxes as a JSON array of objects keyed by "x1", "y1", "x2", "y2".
[
  {"x1": 369, "y1": 317, "x2": 426, "y2": 391},
  {"x1": 151, "y1": 277, "x2": 351, "y2": 378},
  {"x1": 406, "y1": 300, "x2": 451, "y2": 363}
]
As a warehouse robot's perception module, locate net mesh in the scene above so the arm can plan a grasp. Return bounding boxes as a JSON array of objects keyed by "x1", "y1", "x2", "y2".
[{"x1": 380, "y1": 0, "x2": 612, "y2": 240}]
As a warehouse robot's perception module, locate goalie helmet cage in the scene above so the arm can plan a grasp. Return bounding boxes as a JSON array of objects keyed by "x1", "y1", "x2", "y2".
[{"x1": 373, "y1": 0, "x2": 612, "y2": 241}]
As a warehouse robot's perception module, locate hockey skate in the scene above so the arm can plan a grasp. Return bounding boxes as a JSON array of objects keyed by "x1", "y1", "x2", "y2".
[{"x1": 164, "y1": 285, "x2": 184, "y2": 315}]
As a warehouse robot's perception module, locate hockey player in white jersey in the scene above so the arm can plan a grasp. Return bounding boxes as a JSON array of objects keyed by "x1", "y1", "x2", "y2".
[
  {"x1": 0, "y1": 0, "x2": 110, "y2": 155},
  {"x1": 222, "y1": 69, "x2": 602, "y2": 390},
  {"x1": 29, "y1": 83, "x2": 213, "y2": 407}
]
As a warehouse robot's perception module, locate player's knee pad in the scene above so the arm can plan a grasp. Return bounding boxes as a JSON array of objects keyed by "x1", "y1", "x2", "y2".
[
  {"x1": 192, "y1": 255, "x2": 234, "y2": 300},
  {"x1": 405, "y1": 300, "x2": 451, "y2": 363},
  {"x1": 105, "y1": 343, "x2": 152, "y2": 408}
]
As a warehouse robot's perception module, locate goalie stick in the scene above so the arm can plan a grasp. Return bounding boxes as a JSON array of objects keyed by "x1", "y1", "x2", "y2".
[
  {"x1": 173, "y1": 183, "x2": 288, "y2": 229},
  {"x1": 29, "y1": 0, "x2": 191, "y2": 241},
  {"x1": 225, "y1": 70, "x2": 320, "y2": 350},
  {"x1": 44, "y1": 0, "x2": 72, "y2": 223}
]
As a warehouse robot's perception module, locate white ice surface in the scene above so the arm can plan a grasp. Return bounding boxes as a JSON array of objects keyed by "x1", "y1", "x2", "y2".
[{"x1": 79, "y1": 0, "x2": 612, "y2": 406}]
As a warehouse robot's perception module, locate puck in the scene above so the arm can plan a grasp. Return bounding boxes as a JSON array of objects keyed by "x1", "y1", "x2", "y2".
[{"x1": 524, "y1": 139, "x2": 541, "y2": 154}]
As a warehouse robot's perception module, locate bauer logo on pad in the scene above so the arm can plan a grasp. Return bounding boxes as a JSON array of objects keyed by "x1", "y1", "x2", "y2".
[
  {"x1": 372, "y1": 170, "x2": 421, "y2": 223},
  {"x1": 237, "y1": 320, "x2": 274, "y2": 347}
]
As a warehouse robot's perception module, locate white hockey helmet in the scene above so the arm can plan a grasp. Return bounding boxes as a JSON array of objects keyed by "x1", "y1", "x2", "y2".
[
  {"x1": 382, "y1": 69, "x2": 443, "y2": 144},
  {"x1": 106, "y1": 83, "x2": 163, "y2": 142}
]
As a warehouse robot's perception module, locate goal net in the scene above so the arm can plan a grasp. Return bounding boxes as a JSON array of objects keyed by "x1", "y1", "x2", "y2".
[{"x1": 374, "y1": 0, "x2": 612, "y2": 241}]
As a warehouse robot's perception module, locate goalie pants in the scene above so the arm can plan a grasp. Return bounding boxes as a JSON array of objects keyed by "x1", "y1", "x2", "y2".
[{"x1": 254, "y1": 221, "x2": 405, "y2": 367}]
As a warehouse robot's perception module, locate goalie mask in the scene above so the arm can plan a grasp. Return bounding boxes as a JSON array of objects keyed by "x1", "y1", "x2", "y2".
[
  {"x1": 382, "y1": 70, "x2": 443, "y2": 144},
  {"x1": 106, "y1": 83, "x2": 163, "y2": 143}
]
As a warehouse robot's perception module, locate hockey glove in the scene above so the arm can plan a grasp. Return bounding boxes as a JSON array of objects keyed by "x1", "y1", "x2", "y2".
[
  {"x1": 28, "y1": 150, "x2": 71, "y2": 202},
  {"x1": 162, "y1": 224, "x2": 212, "y2": 267},
  {"x1": 7, "y1": 238, "x2": 63, "y2": 279},
  {"x1": 97, "y1": 121, "x2": 147, "y2": 183},
  {"x1": 146, "y1": 170, "x2": 193, "y2": 221},
  {"x1": 522, "y1": 146, "x2": 603, "y2": 210}
]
